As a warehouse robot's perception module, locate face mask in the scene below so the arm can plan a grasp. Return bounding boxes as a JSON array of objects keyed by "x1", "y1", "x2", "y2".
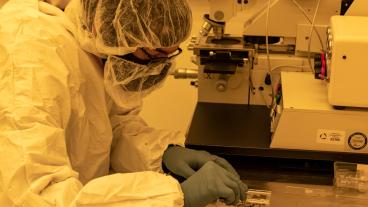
[
  {"x1": 107, "y1": 55, "x2": 171, "y2": 89},
  {"x1": 103, "y1": 55, "x2": 172, "y2": 107}
]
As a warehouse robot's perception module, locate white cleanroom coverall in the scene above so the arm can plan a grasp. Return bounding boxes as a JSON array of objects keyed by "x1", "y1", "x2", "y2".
[{"x1": 0, "y1": 0, "x2": 188, "y2": 206}]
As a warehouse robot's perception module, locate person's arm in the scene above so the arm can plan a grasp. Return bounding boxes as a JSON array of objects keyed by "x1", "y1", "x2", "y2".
[{"x1": 108, "y1": 101, "x2": 186, "y2": 173}]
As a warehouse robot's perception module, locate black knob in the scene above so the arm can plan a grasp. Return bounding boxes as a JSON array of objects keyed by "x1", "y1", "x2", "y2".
[
  {"x1": 314, "y1": 54, "x2": 322, "y2": 79},
  {"x1": 264, "y1": 73, "x2": 272, "y2": 85}
]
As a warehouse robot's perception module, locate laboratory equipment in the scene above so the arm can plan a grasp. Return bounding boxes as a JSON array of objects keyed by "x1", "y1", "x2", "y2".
[
  {"x1": 176, "y1": 2, "x2": 368, "y2": 198},
  {"x1": 326, "y1": 16, "x2": 368, "y2": 108},
  {"x1": 211, "y1": 189, "x2": 272, "y2": 207},
  {"x1": 182, "y1": 0, "x2": 368, "y2": 163},
  {"x1": 270, "y1": 15, "x2": 368, "y2": 153},
  {"x1": 206, "y1": 178, "x2": 368, "y2": 207},
  {"x1": 243, "y1": 189, "x2": 272, "y2": 207},
  {"x1": 187, "y1": 0, "x2": 341, "y2": 106},
  {"x1": 334, "y1": 162, "x2": 368, "y2": 193}
]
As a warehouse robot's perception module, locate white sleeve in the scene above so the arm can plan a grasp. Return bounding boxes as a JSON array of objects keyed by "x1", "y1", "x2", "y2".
[
  {"x1": 109, "y1": 102, "x2": 186, "y2": 173},
  {"x1": 71, "y1": 172, "x2": 184, "y2": 207}
]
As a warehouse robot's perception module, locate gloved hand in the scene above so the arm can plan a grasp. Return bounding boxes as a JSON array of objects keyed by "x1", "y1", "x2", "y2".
[
  {"x1": 180, "y1": 161, "x2": 247, "y2": 207},
  {"x1": 163, "y1": 146, "x2": 239, "y2": 179}
]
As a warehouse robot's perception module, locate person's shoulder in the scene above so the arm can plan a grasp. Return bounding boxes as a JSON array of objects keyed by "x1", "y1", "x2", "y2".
[
  {"x1": 0, "y1": 2, "x2": 78, "y2": 61},
  {"x1": 0, "y1": 0, "x2": 41, "y2": 20},
  {"x1": 0, "y1": 2, "x2": 78, "y2": 81},
  {"x1": 0, "y1": 1, "x2": 71, "y2": 42}
]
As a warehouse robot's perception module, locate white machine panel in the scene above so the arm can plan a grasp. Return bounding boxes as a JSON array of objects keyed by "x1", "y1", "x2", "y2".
[
  {"x1": 271, "y1": 72, "x2": 368, "y2": 154},
  {"x1": 295, "y1": 24, "x2": 328, "y2": 53},
  {"x1": 328, "y1": 16, "x2": 368, "y2": 107}
]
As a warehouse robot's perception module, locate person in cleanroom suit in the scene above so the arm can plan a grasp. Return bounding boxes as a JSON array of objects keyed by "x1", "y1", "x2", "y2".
[{"x1": 0, "y1": 0, "x2": 247, "y2": 206}]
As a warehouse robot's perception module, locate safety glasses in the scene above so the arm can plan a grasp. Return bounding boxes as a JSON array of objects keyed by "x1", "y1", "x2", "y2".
[
  {"x1": 108, "y1": 47, "x2": 182, "y2": 71},
  {"x1": 140, "y1": 47, "x2": 182, "y2": 65}
]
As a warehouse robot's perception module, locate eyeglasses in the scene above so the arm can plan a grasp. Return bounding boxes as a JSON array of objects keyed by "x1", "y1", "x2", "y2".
[
  {"x1": 140, "y1": 47, "x2": 183, "y2": 65},
  {"x1": 111, "y1": 47, "x2": 182, "y2": 67}
]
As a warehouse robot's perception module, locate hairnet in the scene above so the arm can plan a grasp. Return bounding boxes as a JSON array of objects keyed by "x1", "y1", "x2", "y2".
[{"x1": 78, "y1": 0, "x2": 192, "y2": 56}]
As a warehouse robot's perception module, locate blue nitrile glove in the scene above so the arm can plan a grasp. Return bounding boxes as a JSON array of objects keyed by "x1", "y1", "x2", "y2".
[
  {"x1": 163, "y1": 146, "x2": 240, "y2": 179},
  {"x1": 180, "y1": 161, "x2": 247, "y2": 207}
]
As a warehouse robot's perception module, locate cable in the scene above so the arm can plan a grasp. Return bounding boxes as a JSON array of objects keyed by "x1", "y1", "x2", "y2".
[
  {"x1": 270, "y1": 65, "x2": 306, "y2": 72},
  {"x1": 261, "y1": 90, "x2": 271, "y2": 108},
  {"x1": 291, "y1": 0, "x2": 324, "y2": 51},
  {"x1": 307, "y1": 0, "x2": 321, "y2": 74},
  {"x1": 244, "y1": 0, "x2": 280, "y2": 30},
  {"x1": 266, "y1": 0, "x2": 275, "y2": 100}
]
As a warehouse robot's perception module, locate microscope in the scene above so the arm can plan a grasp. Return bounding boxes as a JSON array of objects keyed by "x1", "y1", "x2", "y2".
[
  {"x1": 187, "y1": 0, "x2": 340, "y2": 105},
  {"x1": 181, "y1": 0, "x2": 368, "y2": 165},
  {"x1": 189, "y1": 0, "x2": 255, "y2": 105}
]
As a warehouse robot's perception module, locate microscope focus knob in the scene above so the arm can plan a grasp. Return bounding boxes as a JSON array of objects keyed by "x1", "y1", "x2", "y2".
[{"x1": 216, "y1": 80, "x2": 227, "y2": 92}]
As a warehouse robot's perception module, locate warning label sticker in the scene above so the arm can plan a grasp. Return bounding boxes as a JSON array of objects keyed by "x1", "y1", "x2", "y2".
[{"x1": 317, "y1": 129, "x2": 345, "y2": 145}]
